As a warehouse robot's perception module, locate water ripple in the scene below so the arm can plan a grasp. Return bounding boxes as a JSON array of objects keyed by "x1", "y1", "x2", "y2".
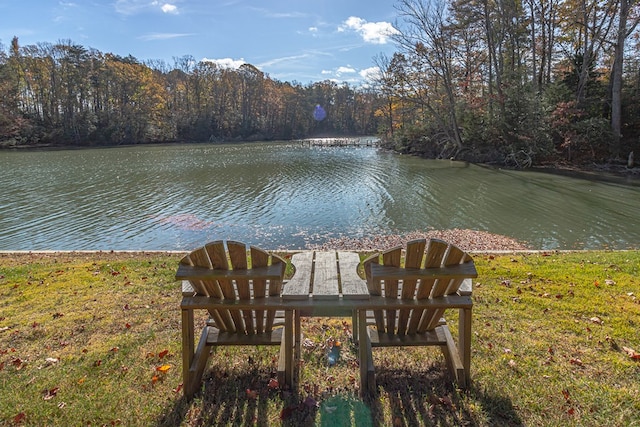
[{"x1": 1, "y1": 142, "x2": 640, "y2": 250}]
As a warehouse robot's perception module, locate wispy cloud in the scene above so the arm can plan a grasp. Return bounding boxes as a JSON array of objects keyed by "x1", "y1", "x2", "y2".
[
  {"x1": 258, "y1": 53, "x2": 313, "y2": 68},
  {"x1": 138, "y1": 32, "x2": 194, "y2": 41},
  {"x1": 338, "y1": 16, "x2": 398, "y2": 44},
  {"x1": 115, "y1": 0, "x2": 180, "y2": 15},
  {"x1": 267, "y1": 11, "x2": 306, "y2": 18}
]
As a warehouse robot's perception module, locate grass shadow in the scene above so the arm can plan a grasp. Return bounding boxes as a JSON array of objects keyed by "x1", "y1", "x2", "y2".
[
  {"x1": 157, "y1": 365, "x2": 286, "y2": 426},
  {"x1": 367, "y1": 363, "x2": 523, "y2": 427}
]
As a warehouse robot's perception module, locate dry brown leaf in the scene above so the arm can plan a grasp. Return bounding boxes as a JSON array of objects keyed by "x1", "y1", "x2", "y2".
[{"x1": 622, "y1": 346, "x2": 640, "y2": 360}]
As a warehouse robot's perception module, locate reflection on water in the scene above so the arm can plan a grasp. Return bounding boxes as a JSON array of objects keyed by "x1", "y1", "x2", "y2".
[{"x1": 1, "y1": 141, "x2": 639, "y2": 250}]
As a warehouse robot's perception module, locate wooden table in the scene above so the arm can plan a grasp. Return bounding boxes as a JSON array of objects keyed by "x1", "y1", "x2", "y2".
[
  {"x1": 282, "y1": 250, "x2": 374, "y2": 392},
  {"x1": 280, "y1": 250, "x2": 476, "y2": 394}
]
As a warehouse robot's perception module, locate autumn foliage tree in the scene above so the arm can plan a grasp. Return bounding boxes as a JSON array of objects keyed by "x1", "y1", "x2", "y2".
[
  {"x1": 0, "y1": 39, "x2": 381, "y2": 147},
  {"x1": 376, "y1": 0, "x2": 640, "y2": 167}
]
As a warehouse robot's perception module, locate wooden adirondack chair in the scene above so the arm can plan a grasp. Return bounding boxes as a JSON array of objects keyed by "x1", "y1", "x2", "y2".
[
  {"x1": 177, "y1": 240, "x2": 291, "y2": 398},
  {"x1": 360, "y1": 238, "x2": 477, "y2": 393}
]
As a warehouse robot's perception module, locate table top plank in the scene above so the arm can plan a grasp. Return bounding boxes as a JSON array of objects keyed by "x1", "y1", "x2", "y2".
[
  {"x1": 282, "y1": 251, "x2": 314, "y2": 300},
  {"x1": 312, "y1": 252, "x2": 340, "y2": 299},
  {"x1": 337, "y1": 251, "x2": 369, "y2": 299}
]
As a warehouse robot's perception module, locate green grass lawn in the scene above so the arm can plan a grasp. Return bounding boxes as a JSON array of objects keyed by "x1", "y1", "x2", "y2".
[{"x1": 1, "y1": 250, "x2": 639, "y2": 426}]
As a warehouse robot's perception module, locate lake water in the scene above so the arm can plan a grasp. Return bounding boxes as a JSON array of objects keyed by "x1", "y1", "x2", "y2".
[{"x1": 1, "y1": 141, "x2": 639, "y2": 251}]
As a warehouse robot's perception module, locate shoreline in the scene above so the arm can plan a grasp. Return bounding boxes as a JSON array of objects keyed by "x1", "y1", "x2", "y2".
[{"x1": 0, "y1": 229, "x2": 629, "y2": 254}]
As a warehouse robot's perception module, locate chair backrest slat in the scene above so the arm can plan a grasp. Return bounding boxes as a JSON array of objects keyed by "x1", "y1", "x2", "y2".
[
  {"x1": 249, "y1": 246, "x2": 268, "y2": 333},
  {"x1": 398, "y1": 239, "x2": 425, "y2": 334},
  {"x1": 382, "y1": 246, "x2": 402, "y2": 334}
]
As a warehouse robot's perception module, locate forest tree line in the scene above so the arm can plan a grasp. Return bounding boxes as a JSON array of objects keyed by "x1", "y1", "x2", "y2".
[
  {"x1": 0, "y1": 37, "x2": 380, "y2": 147},
  {"x1": 376, "y1": 0, "x2": 640, "y2": 167},
  {"x1": 1, "y1": 0, "x2": 640, "y2": 170}
]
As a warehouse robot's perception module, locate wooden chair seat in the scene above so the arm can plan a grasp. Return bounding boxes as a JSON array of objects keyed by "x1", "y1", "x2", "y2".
[
  {"x1": 361, "y1": 238, "x2": 476, "y2": 393},
  {"x1": 177, "y1": 240, "x2": 291, "y2": 398}
]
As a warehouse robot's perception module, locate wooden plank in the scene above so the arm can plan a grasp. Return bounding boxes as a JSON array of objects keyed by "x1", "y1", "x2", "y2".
[
  {"x1": 369, "y1": 261, "x2": 477, "y2": 281},
  {"x1": 382, "y1": 246, "x2": 402, "y2": 334},
  {"x1": 337, "y1": 252, "x2": 369, "y2": 299},
  {"x1": 398, "y1": 240, "x2": 425, "y2": 334},
  {"x1": 181, "y1": 294, "x2": 473, "y2": 311},
  {"x1": 176, "y1": 263, "x2": 285, "y2": 281},
  {"x1": 250, "y1": 247, "x2": 268, "y2": 333},
  {"x1": 312, "y1": 252, "x2": 339, "y2": 299},
  {"x1": 368, "y1": 328, "x2": 442, "y2": 347},
  {"x1": 205, "y1": 326, "x2": 283, "y2": 346},
  {"x1": 282, "y1": 251, "x2": 313, "y2": 300}
]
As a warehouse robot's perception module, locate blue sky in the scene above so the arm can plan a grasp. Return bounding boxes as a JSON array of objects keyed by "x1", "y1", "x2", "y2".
[{"x1": 0, "y1": 0, "x2": 400, "y2": 85}]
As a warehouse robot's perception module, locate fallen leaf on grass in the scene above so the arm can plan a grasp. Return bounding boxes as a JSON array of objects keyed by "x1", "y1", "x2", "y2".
[
  {"x1": 590, "y1": 317, "x2": 603, "y2": 325},
  {"x1": 12, "y1": 357, "x2": 25, "y2": 370},
  {"x1": 158, "y1": 349, "x2": 169, "y2": 359},
  {"x1": 569, "y1": 358, "x2": 584, "y2": 366},
  {"x1": 13, "y1": 412, "x2": 26, "y2": 423},
  {"x1": 622, "y1": 346, "x2": 640, "y2": 360},
  {"x1": 42, "y1": 387, "x2": 59, "y2": 400},
  {"x1": 156, "y1": 364, "x2": 171, "y2": 373}
]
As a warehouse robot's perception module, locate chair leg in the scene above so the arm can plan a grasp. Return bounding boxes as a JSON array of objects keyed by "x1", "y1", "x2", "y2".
[
  {"x1": 182, "y1": 308, "x2": 195, "y2": 398},
  {"x1": 459, "y1": 307, "x2": 472, "y2": 388},
  {"x1": 295, "y1": 310, "x2": 301, "y2": 361},
  {"x1": 183, "y1": 326, "x2": 213, "y2": 398},
  {"x1": 285, "y1": 311, "x2": 294, "y2": 386},
  {"x1": 352, "y1": 310, "x2": 359, "y2": 344},
  {"x1": 437, "y1": 326, "x2": 465, "y2": 387},
  {"x1": 358, "y1": 310, "x2": 376, "y2": 396}
]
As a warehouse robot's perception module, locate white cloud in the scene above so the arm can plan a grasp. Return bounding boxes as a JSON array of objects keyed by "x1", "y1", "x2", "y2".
[
  {"x1": 309, "y1": 26, "x2": 318, "y2": 33},
  {"x1": 161, "y1": 3, "x2": 178, "y2": 14},
  {"x1": 115, "y1": 0, "x2": 180, "y2": 15},
  {"x1": 336, "y1": 66, "x2": 356, "y2": 74},
  {"x1": 360, "y1": 66, "x2": 381, "y2": 81},
  {"x1": 201, "y1": 57, "x2": 247, "y2": 69},
  {"x1": 139, "y1": 32, "x2": 193, "y2": 41},
  {"x1": 339, "y1": 16, "x2": 398, "y2": 44},
  {"x1": 321, "y1": 70, "x2": 332, "y2": 75}
]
